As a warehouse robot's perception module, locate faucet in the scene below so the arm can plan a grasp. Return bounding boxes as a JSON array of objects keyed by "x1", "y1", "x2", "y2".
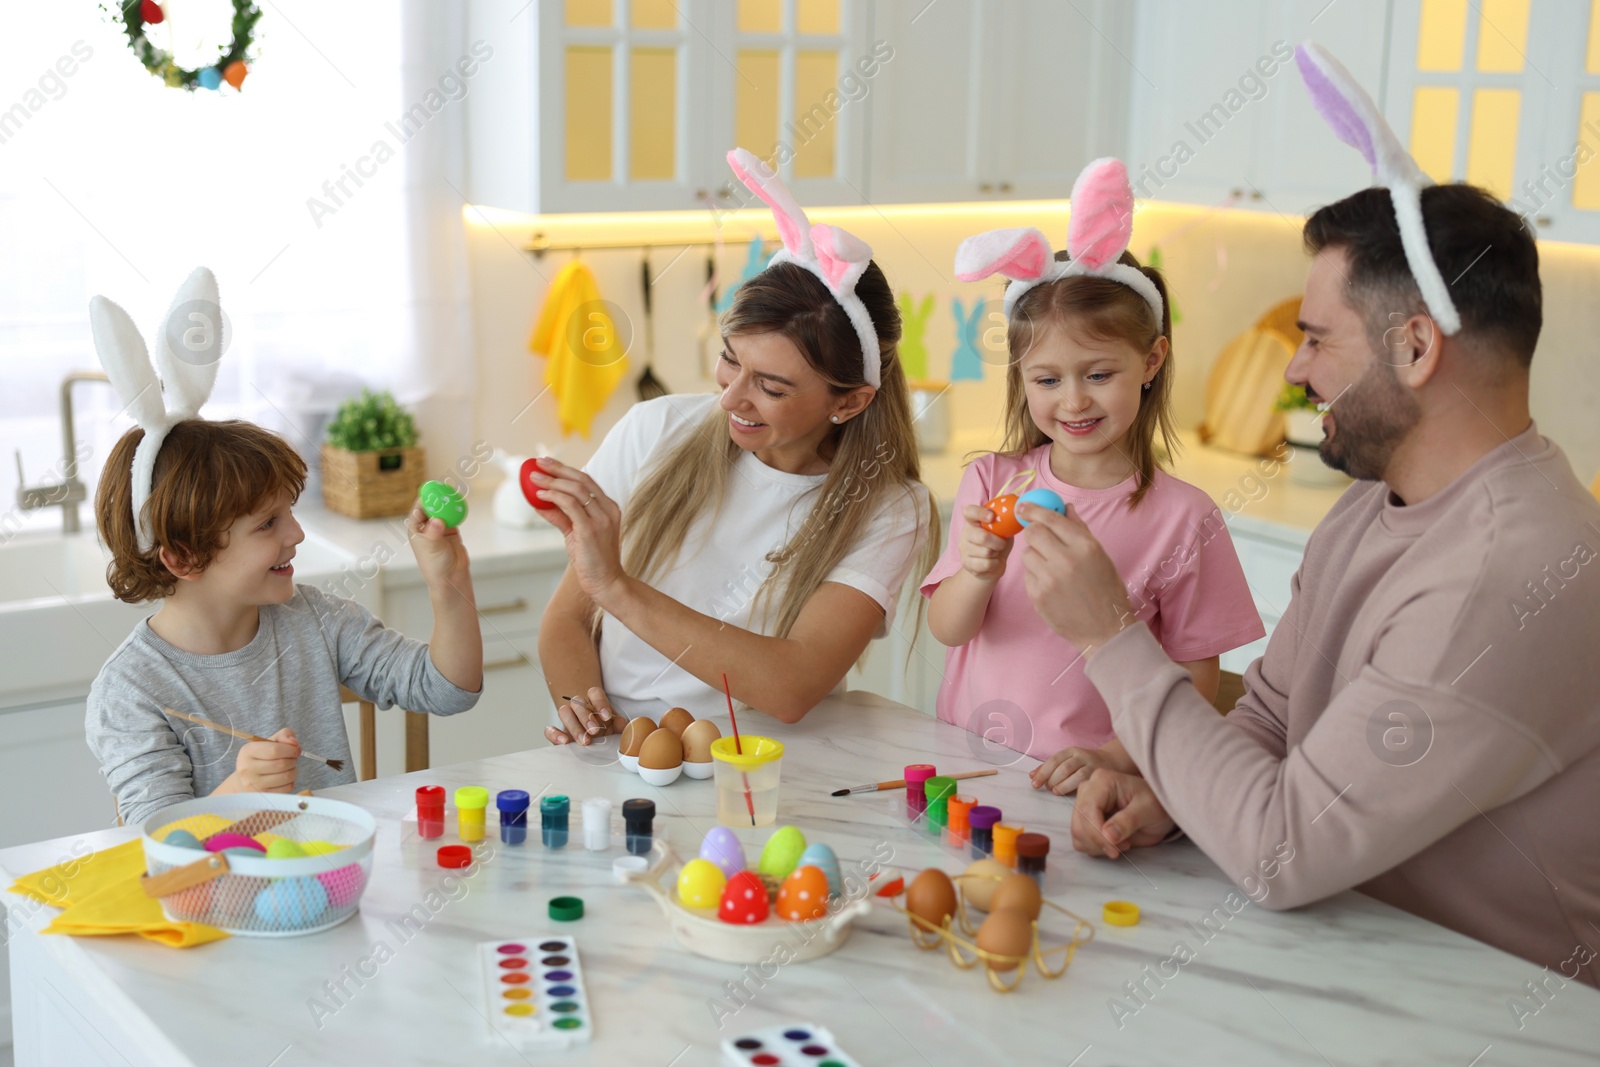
[{"x1": 14, "y1": 370, "x2": 112, "y2": 534}]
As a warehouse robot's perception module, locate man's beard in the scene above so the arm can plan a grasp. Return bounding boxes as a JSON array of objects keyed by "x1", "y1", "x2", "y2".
[{"x1": 1318, "y1": 356, "x2": 1420, "y2": 482}]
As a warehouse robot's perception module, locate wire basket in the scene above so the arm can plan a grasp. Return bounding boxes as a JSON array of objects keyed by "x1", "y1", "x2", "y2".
[{"x1": 140, "y1": 793, "x2": 377, "y2": 937}]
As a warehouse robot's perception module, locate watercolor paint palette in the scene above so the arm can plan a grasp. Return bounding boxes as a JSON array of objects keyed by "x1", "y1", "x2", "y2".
[
  {"x1": 721, "y1": 1023, "x2": 861, "y2": 1066},
  {"x1": 479, "y1": 936, "x2": 592, "y2": 1049}
]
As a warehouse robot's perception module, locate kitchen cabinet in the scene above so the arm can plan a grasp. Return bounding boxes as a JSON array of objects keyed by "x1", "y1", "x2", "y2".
[{"x1": 864, "y1": 0, "x2": 1132, "y2": 204}]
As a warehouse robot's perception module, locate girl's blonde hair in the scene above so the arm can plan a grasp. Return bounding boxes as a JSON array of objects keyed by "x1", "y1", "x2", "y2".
[
  {"x1": 613, "y1": 259, "x2": 940, "y2": 640},
  {"x1": 1000, "y1": 249, "x2": 1178, "y2": 507}
]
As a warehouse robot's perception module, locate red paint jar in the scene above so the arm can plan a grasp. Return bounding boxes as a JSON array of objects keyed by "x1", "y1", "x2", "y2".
[{"x1": 416, "y1": 785, "x2": 446, "y2": 839}]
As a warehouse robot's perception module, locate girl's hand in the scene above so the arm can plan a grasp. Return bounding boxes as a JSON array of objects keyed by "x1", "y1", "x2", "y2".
[
  {"x1": 545, "y1": 687, "x2": 625, "y2": 747},
  {"x1": 957, "y1": 504, "x2": 1014, "y2": 583},
  {"x1": 529, "y1": 458, "x2": 627, "y2": 606},
  {"x1": 1031, "y1": 743, "x2": 1134, "y2": 795},
  {"x1": 407, "y1": 505, "x2": 470, "y2": 589}
]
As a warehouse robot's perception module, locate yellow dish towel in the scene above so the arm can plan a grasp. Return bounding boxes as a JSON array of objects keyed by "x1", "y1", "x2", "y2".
[
  {"x1": 8, "y1": 838, "x2": 228, "y2": 948},
  {"x1": 529, "y1": 259, "x2": 629, "y2": 437}
]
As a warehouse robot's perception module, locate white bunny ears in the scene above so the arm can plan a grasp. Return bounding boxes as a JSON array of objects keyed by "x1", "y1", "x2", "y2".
[
  {"x1": 89, "y1": 267, "x2": 225, "y2": 552},
  {"x1": 954, "y1": 158, "x2": 1164, "y2": 326},
  {"x1": 1294, "y1": 42, "x2": 1462, "y2": 335},
  {"x1": 726, "y1": 148, "x2": 881, "y2": 387}
]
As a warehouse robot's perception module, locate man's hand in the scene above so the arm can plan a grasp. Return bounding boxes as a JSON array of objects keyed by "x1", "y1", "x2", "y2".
[
  {"x1": 1018, "y1": 502, "x2": 1135, "y2": 655},
  {"x1": 1072, "y1": 768, "x2": 1175, "y2": 859}
]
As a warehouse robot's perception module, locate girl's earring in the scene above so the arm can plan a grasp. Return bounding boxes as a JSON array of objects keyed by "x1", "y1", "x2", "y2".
[{"x1": 831, "y1": 415, "x2": 841, "y2": 423}]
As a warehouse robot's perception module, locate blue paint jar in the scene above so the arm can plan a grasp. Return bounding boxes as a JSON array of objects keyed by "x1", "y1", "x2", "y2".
[{"x1": 496, "y1": 790, "x2": 530, "y2": 845}]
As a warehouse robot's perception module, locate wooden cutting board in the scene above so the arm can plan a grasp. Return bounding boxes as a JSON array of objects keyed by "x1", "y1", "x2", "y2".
[{"x1": 1198, "y1": 297, "x2": 1303, "y2": 457}]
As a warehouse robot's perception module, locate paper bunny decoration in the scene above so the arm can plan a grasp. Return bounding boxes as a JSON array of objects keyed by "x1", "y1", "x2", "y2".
[
  {"x1": 953, "y1": 158, "x2": 1163, "y2": 326},
  {"x1": 1294, "y1": 42, "x2": 1460, "y2": 335},
  {"x1": 716, "y1": 237, "x2": 769, "y2": 315},
  {"x1": 726, "y1": 148, "x2": 881, "y2": 387},
  {"x1": 897, "y1": 292, "x2": 934, "y2": 380},
  {"x1": 88, "y1": 267, "x2": 225, "y2": 552},
  {"x1": 950, "y1": 297, "x2": 986, "y2": 381}
]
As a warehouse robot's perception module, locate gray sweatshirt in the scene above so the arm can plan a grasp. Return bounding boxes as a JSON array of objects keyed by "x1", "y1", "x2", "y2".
[{"x1": 88, "y1": 584, "x2": 479, "y2": 826}]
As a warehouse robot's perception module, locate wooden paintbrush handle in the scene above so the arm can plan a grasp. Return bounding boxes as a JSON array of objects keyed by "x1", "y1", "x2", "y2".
[
  {"x1": 880, "y1": 767, "x2": 999, "y2": 791},
  {"x1": 164, "y1": 708, "x2": 334, "y2": 767}
]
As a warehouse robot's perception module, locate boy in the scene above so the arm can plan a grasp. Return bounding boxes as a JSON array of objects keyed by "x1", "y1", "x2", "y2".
[{"x1": 88, "y1": 418, "x2": 482, "y2": 826}]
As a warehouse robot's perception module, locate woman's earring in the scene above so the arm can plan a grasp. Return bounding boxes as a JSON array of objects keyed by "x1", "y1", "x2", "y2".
[
  {"x1": 1142, "y1": 380, "x2": 1153, "y2": 391},
  {"x1": 831, "y1": 415, "x2": 840, "y2": 423}
]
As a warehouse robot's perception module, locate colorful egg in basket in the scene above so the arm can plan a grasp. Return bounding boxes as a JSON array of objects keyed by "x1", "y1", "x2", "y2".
[{"x1": 141, "y1": 794, "x2": 376, "y2": 937}]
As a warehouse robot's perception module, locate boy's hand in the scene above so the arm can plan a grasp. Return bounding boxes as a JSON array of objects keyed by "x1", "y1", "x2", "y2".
[
  {"x1": 1031, "y1": 742, "x2": 1134, "y2": 795},
  {"x1": 407, "y1": 504, "x2": 471, "y2": 592},
  {"x1": 958, "y1": 504, "x2": 1014, "y2": 582},
  {"x1": 222, "y1": 728, "x2": 300, "y2": 794}
]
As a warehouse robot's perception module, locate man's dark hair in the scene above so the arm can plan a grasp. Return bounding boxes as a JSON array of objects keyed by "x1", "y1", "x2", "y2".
[{"x1": 1303, "y1": 183, "x2": 1542, "y2": 368}]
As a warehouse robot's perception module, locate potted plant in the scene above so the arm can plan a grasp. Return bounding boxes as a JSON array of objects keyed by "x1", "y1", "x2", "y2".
[
  {"x1": 1273, "y1": 383, "x2": 1324, "y2": 447},
  {"x1": 320, "y1": 389, "x2": 426, "y2": 519}
]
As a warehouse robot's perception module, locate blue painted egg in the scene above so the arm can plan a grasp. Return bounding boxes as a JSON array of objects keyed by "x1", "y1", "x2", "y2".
[
  {"x1": 699, "y1": 826, "x2": 745, "y2": 878},
  {"x1": 1016, "y1": 487, "x2": 1066, "y2": 526},
  {"x1": 797, "y1": 843, "x2": 842, "y2": 897},
  {"x1": 162, "y1": 829, "x2": 203, "y2": 850},
  {"x1": 197, "y1": 67, "x2": 222, "y2": 90},
  {"x1": 253, "y1": 876, "x2": 330, "y2": 927}
]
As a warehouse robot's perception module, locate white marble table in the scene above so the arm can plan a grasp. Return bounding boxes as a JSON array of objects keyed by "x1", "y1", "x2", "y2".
[{"x1": 4, "y1": 692, "x2": 1596, "y2": 1066}]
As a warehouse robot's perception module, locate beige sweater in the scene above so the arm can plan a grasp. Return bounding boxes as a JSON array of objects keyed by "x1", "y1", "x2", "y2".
[{"x1": 1087, "y1": 423, "x2": 1600, "y2": 986}]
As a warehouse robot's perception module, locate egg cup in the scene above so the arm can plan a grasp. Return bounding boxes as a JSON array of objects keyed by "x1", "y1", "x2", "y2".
[
  {"x1": 887, "y1": 872, "x2": 1095, "y2": 993},
  {"x1": 637, "y1": 764, "x2": 684, "y2": 787},
  {"x1": 681, "y1": 760, "x2": 715, "y2": 780},
  {"x1": 619, "y1": 753, "x2": 641, "y2": 773}
]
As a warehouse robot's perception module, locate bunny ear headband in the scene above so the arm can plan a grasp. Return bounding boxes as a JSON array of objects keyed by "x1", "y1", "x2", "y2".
[
  {"x1": 88, "y1": 266, "x2": 225, "y2": 552},
  {"x1": 953, "y1": 157, "x2": 1163, "y2": 326},
  {"x1": 725, "y1": 148, "x2": 881, "y2": 387},
  {"x1": 1294, "y1": 42, "x2": 1461, "y2": 335}
]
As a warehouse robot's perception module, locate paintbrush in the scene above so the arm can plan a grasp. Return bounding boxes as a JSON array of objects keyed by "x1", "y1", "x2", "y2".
[
  {"x1": 723, "y1": 673, "x2": 756, "y2": 826},
  {"x1": 164, "y1": 708, "x2": 344, "y2": 772},
  {"x1": 831, "y1": 768, "x2": 997, "y2": 796}
]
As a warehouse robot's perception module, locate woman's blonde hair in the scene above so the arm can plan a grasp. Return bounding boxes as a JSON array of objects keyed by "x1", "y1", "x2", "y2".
[
  {"x1": 999, "y1": 249, "x2": 1178, "y2": 507},
  {"x1": 614, "y1": 259, "x2": 940, "y2": 640}
]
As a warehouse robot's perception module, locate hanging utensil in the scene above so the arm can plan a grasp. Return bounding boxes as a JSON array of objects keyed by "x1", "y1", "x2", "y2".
[
  {"x1": 636, "y1": 248, "x2": 669, "y2": 401},
  {"x1": 696, "y1": 249, "x2": 719, "y2": 379}
]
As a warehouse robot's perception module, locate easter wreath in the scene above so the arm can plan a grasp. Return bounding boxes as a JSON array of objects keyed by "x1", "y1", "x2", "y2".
[{"x1": 105, "y1": 0, "x2": 261, "y2": 92}]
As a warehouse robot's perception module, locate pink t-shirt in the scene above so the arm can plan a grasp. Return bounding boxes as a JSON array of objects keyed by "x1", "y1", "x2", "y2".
[{"x1": 920, "y1": 445, "x2": 1265, "y2": 759}]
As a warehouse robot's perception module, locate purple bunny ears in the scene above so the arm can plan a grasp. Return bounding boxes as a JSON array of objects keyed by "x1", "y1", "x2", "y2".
[
  {"x1": 726, "y1": 148, "x2": 881, "y2": 387},
  {"x1": 953, "y1": 158, "x2": 1164, "y2": 325},
  {"x1": 1294, "y1": 42, "x2": 1461, "y2": 335}
]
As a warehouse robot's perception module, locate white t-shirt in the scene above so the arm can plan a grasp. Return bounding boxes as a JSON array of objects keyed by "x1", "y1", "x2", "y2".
[{"x1": 584, "y1": 393, "x2": 930, "y2": 719}]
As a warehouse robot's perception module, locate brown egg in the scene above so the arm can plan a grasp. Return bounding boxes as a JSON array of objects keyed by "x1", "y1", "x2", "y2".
[
  {"x1": 660, "y1": 707, "x2": 696, "y2": 737},
  {"x1": 988, "y1": 873, "x2": 1042, "y2": 921},
  {"x1": 638, "y1": 727, "x2": 685, "y2": 770},
  {"x1": 960, "y1": 859, "x2": 1011, "y2": 912},
  {"x1": 976, "y1": 908, "x2": 1033, "y2": 972},
  {"x1": 904, "y1": 868, "x2": 957, "y2": 931},
  {"x1": 680, "y1": 718, "x2": 722, "y2": 763},
  {"x1": 619, "y1": 717, "x2": 657, "y2": 757}
]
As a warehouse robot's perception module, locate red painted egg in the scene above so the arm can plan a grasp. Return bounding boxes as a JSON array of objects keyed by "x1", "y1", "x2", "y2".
[
  {"x1": 718, "y1": 870, "x2": 770, "y2": 925},
  {"x1": 981, "y1": 494, "x2": 1024, "y2": 538},
  {"x1": 519, "y1": 458, "x2": 560, "y2": 511}
]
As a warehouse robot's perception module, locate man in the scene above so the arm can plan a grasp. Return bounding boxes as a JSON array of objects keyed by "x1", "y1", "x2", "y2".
[{"x1": 1016, "y1": 180, "x2": 1600, "y2": 987}]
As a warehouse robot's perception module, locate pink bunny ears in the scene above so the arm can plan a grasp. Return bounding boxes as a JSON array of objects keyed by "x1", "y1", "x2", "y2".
[
  {"x1": 726, "y1": 148, "x2": 881, "y2": 387},
  {"x1": 953, "y1": 158, "x2": 1164, "y2": 325},
  {"x1": 1295, "y1": 42, "x2": 1461, "y2": 335}
]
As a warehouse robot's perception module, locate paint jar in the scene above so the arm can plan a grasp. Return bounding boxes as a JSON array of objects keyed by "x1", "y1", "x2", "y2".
[
  {"x1": 968, "y1": 806, "x2": 1001, "y2": 859},
  {"x1": 540, "y1": 795, "x2": 571, "y2": 849},
  {"x1": 948, "y1": 795, "x2": 977, "y2": 844},
  {"x1": 496, "y1": 789, "x2": 529, "y2": 846},
  {"x1": 994, "y1": 823, "x2": 1025, "y2": 868},
  {"x1": 924, "y1": 776, "x2": 957, "y2": 830},
  {"x1": 455, "y1": 787, "x2": 488, "y2": 843},
  {"x1": 415, "y1": 786, "x2": 445, "y2": 839},
  {"x1": 903, "y1": 765, "x2": 936, "y2": 821},
  {"x1": 582, "y1": 797, "x2": 612, "y2": 851},
  {"x1": 622, "y1": 798, "x2": 655, "y2": 856},
  {"x1": 1017, "y1": 832, "x2": 1049, "y2": 882}
]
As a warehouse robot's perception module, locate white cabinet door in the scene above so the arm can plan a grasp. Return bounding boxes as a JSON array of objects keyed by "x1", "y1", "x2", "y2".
[{"x1": 0, "y1": 701, "x2": 119, "y2": 851}]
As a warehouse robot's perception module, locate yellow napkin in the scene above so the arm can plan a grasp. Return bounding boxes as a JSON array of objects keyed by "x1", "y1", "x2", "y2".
[
  {"x1": 8, "y1": 838, "x2": 228, "y2": 948},
  {"x1": 529, "y1": 259, "x2": 629, "y2": 437}
]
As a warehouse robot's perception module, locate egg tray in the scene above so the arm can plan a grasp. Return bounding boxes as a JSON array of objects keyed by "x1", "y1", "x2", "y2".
[
  {"x1": 620, "y1": 844, "x2": 872, "y2": 965},
  {"x1": 887, "y1": 871, "x2": 1095, "y2": 992},
  {"x1": 140, "y1": 793, "x2": 377, "y2": 937}
]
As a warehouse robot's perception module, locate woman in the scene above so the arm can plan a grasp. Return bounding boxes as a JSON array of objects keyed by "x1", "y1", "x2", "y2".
[{"x1": 532, "y1": 150, "x2": 939, "y2": 745}]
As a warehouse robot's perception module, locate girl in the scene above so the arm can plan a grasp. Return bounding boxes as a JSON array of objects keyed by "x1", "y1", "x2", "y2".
[
  {"x1": 538, "y1": 149, "x2": 940, "y2": 741},
  {"x1": 923, "y1": 158, "x2": 1264, "y2": 794}
]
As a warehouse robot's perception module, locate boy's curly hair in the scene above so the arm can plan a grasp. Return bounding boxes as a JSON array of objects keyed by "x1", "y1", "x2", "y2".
[{"x1": 96, "y1": 420, "x2": 307, "y2": 603}]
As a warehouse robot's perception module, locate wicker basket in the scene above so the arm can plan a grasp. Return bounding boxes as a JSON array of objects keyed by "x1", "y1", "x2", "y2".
[{"x1": 321, "y1": 444, "x2": 426, "y2": 519}]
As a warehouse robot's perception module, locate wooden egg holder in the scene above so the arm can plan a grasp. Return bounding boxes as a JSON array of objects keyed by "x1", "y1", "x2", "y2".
[{"x1": 891, "y1": 872, "x2": 1095, "y2": 993}]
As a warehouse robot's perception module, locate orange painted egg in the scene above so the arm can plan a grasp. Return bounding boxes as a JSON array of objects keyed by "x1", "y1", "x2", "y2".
[
  {"x1": 981, "y1": 494, "x2": 1023, "y2": 538},
  {"x1": 223, "y1": 61, "x2": 248, "y2": 90},
  {"x1": 775, "y1": 865, "x2": 830, "y2": 922}
]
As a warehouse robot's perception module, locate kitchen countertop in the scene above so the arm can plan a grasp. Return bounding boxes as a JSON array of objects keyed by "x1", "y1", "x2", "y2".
[{"x1": 4, "y1": 691, "x2": 1593, "y2": 1066}]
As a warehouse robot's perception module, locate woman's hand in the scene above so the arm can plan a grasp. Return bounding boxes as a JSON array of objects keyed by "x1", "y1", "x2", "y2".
[
  {"x1": 529, "y1": 458, "x2": 628, "y2": 607},
  {"x1": 957, "y1": 504, "x2": 1014, "y2": 583},
  {"x1": 545, "y1": 686, "x2": 626, "y2": 747}
]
